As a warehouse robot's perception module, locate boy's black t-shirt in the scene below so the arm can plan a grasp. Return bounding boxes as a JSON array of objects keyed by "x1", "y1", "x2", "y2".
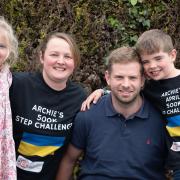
[
  {"x1": 10, "y1": 72, "x2": 86, "y2": 180},
  {"x1": 144, "y1": 75, "x2": 180, "y2": 169}
]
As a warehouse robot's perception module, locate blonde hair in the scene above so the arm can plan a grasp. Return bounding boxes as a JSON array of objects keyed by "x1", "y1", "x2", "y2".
[
  {"x1": 0, "y1": 16, "x2": 18, "y2": 65},
  {"x1": 135, "y1": 29, "x2": 174, "y2": 55}
]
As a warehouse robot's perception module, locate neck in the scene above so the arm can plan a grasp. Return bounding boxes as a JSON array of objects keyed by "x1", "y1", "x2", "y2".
[
  {"x1": 169, "y1": 68, "x2": 180, "y2": 78},
  {"x1": 42, "y1": 72, "x2": 67, "y2": 91},
  {"x1": 112, "y1": 95, "x2": 143, "y2": 119}
]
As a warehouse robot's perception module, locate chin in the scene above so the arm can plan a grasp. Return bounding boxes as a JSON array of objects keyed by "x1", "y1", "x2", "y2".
[
  {"x1": 56, "y1": 77, "x2": 69, "y2": 82},
  {"x1": 55, "y1": 72, "x2": 72, "y2": 78},
  {"x1": 150, "y1": 76, "x2": 162, "y2": 81},
  {"x1": 53, "y1": 74, "x2": 69, "y2": 80}
]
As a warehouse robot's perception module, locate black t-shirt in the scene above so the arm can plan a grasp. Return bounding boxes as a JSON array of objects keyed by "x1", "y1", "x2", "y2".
[
  {"x1": 10, "y1": 72, "x2": 86, "y2": 180},
  {"x1": 144, "y1": 75, "x2": 180, "y2": 169}
]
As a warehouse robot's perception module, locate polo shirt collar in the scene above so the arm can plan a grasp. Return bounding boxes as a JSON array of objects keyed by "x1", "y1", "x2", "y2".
[{"x1": 105, "y1": 94, "x2": 149, "y2": 120}]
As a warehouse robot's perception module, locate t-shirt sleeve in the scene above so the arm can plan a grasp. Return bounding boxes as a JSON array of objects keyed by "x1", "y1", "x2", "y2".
[{"x1": 71, "y1": 112, "x2": 88, "y2": 150}]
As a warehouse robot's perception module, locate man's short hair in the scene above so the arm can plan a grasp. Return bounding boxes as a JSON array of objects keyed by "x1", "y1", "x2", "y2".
[{"x1": 106, "y1": 46, "x2": 143, "y2": 75}]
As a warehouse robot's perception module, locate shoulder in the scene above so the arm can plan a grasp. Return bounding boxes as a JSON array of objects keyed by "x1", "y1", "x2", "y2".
[
  {"x1": 68, "y1": 81, "x2": 86, "y2": 92},
  {"x1": 144, "y1": 97, "x2": 159, "y2": 113},
  {"x1": 12, "y1": 72, "x2": 38, "y2": 83},
  {"x1": 144, "y1": 97, "x2": 164, "y2": 122},
  {"x1": 144, "y1": 79, "x2": 157, "y2": 89},
  {"x1": 11, "y1": 72, "x2": 41, "y2": 93},
  {"x1": 77, "y1": 95, "x2": 107, "y2": 118},
  {"x1": 143, "y1": 80, "x2": 161, "y2": 98},
  {"x1": 67, "y1": 81, "x2": 87, "y2": 99},
  {"x1": 74, "y1": 95, "x2": 110, "y2": 133},
  {"x1": 145, "y1": 99, "x2": 166, "y2": 134}
]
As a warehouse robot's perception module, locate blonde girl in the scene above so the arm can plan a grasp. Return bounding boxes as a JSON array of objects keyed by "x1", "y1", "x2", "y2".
[{"x1": 0, "y1": 16, "x2": 18, "y2": 180}]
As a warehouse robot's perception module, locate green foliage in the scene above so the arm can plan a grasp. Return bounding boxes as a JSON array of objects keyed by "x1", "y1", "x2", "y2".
[
  {"x1": 106, "y1": 0, "x2": 154, "y2": 46},
  {"x1": 0, "y1": 0, "x2": 179, "y2": 90},
  {"x1": 0, "y1": 1, "x2": 178, "y2": 178},
  {"x1": 130, "y1": 0, "x2": 138, "y2": 6}
]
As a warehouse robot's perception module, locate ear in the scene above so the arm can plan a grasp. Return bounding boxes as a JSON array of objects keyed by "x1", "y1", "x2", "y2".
[
  {"x1": 39, "y1": 51, "x2": 44, "y2": 64},
  {"x1": 170, "y1": 49, "x2": 177, "y2": 62},
  {"x1": 105, "y1": 70, "x2": 110, "y2": 86}
]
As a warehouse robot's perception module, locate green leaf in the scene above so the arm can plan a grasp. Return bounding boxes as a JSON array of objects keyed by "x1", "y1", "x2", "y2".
[
  {"x1": 130, "y1": 0, "x2": 138, "y2": 6},
  {"x1": 143, "y1": 19, "x2": 150, "y2": 28}
]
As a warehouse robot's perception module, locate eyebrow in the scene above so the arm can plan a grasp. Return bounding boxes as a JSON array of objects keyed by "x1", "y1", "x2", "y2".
[
  {"x1": 154, "y1": 55, "x2": 164, "y2": 59},
  {"x1": 142, "y1": 54, "x2": 164, "y2": 61},
  {"x1": 49, "y1": 51, "x2": 72, "y2": 54}
]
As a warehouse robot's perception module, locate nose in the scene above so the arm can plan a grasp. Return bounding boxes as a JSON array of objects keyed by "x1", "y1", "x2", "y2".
[
  {"x1": 122, "y1": 78, "x2": 130, "y2": 88},
  {"x1": 57, "y1": 56, "x2": 65, "y2": 64},
  {"x1": 149, "y1": 61, "x2": 157, "y2": 68}
]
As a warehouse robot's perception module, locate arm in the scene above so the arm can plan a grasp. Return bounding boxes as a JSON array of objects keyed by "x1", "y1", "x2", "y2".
[
  {"x1": 56, "y1": 143, "x2": 83, "y2": 180},
  {"x1": 81, "y1": 89, "x2": 104, "y2": 111}
]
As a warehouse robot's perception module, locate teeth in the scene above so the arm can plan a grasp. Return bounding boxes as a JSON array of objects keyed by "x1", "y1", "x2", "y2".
[
  {"x1": 150, "y1": 70, "x2": 160, "y2": 76},
  {"x1": 54, "y1": 67, "x2": 65, "y2": 71},
  {"x1": 120, "y1": 91, "x2": 131, "y2": 95},
  {"x1": 152, "y1": 72, "x2": 158, "y2": 75}
]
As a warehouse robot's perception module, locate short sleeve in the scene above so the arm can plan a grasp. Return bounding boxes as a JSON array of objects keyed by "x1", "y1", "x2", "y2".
[{"x1": 71, "y1": 111, "x2": 88, "y2": 150}]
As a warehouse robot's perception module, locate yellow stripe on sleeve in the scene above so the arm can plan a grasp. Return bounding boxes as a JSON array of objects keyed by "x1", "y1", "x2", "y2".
[
  {"x1": 18, "y1": 141, "x2": 60, "y2": 157},
  {"x1": 166, "y1": 126, "x2": 180, "y2": 137}
]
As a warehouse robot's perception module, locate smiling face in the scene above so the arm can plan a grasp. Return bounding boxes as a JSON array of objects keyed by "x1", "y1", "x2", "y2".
[
  {"x1": 140, "y1": 49, "x2": 177, "y2": 80},
  {"x1": 0, "y1": 29, "x2": 10, "y2": 69},
  {"x1": 40, "y1": 37, "x2": 75, "y2": 90},
  {"x1": 105, "y1": 61, "x2": 144, "y2": 107}
]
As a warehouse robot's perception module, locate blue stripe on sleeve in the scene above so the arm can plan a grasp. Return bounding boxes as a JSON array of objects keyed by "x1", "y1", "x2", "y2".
[
  {"x1": 167, "y1": 115, "x2": 180, "y2": 127},
  {"x1": 22, "y1": 132, "x2": 65, "y2": 146}
]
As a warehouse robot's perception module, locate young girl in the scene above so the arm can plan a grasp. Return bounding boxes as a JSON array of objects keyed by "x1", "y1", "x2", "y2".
[{"x1": 0, "y1": 16, "x2": 18, "y2": 180}]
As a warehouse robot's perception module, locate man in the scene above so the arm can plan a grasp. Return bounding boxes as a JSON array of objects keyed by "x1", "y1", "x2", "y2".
[{"x1": 56, "y1": 46, "x2": 168, "y2": 179}]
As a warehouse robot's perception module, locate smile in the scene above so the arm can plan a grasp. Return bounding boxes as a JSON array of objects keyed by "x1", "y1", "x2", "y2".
[
  {"x1": 119, "y1": 90, "x2": 132, "y2": 96},
  {"x1": 149, "y1": 69, "x2": 161, "y2": 76},
  {"x1": 53, "y1": 67, "x2": 66, "y2": 71}
]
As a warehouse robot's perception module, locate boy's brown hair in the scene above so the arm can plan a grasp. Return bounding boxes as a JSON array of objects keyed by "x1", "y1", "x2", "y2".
[{"x1": 135, "y1": 29, "x2": 174, "y2": 55}]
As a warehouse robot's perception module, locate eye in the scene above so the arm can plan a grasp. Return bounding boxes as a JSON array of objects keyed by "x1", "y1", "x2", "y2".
[
  {"x1": 155, "y1": 57, "x2": 162, "y2": 61},
  {"x1": 142, "y1": 60, "x2": 149, "y2": 64},
  {"x1": 64, "y1": 54, "x2": 72, "y2": 59},
  {"x1": 0, "y1": 44, "x2": 6, "y2": 49},
  {"x1": 115, "y1": 76, "x2": 123, "y2": 80},
  {"x1": 130, "y1": 76, "x2": 137, "y2": 80},
  {"x1": 50, "y1": 53, "x2": 58, "y2": 57}
]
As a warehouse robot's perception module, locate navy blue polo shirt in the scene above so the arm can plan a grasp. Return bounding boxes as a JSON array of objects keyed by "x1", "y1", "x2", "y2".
[{"x1": 71, "y1": 94, "x2": 167, "y2": 180}]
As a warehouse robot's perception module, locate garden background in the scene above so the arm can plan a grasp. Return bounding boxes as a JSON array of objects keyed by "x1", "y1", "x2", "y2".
[
  {"x1": 1, "y1": 0, "x2": 179, "y2": 179},
  {"x1": 0, "y1": 0, "x2": 179, "y2": 93}
]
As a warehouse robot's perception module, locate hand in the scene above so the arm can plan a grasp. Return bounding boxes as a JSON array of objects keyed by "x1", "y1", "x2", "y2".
[{"x1": 81, "y1": 89, "x2": 104, "y2": 111}]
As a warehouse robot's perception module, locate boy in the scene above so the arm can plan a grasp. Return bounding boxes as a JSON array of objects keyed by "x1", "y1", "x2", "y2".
[{"x1": 136, "y1": 29, "x2": 180, "y2": 178}]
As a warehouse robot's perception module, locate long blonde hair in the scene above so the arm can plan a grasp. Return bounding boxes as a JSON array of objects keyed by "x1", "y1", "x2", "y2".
[{"x1": 0, "y1": 16, "x2": 18, "y2": 65}]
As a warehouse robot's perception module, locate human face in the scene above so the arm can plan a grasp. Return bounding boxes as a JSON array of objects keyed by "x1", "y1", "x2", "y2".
[
  {"x1": 40, "y1": 37, "x2": 75, "y2": 90},
  {"x1": 105, "y1": 62, "x2": 144, "y2": 107},
  {"x1": 140, "y1": 50, "x2": 177, "y2": 80},
  {"x1": 0, "y1": 30, "x2": 9, "y2": 69}
]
